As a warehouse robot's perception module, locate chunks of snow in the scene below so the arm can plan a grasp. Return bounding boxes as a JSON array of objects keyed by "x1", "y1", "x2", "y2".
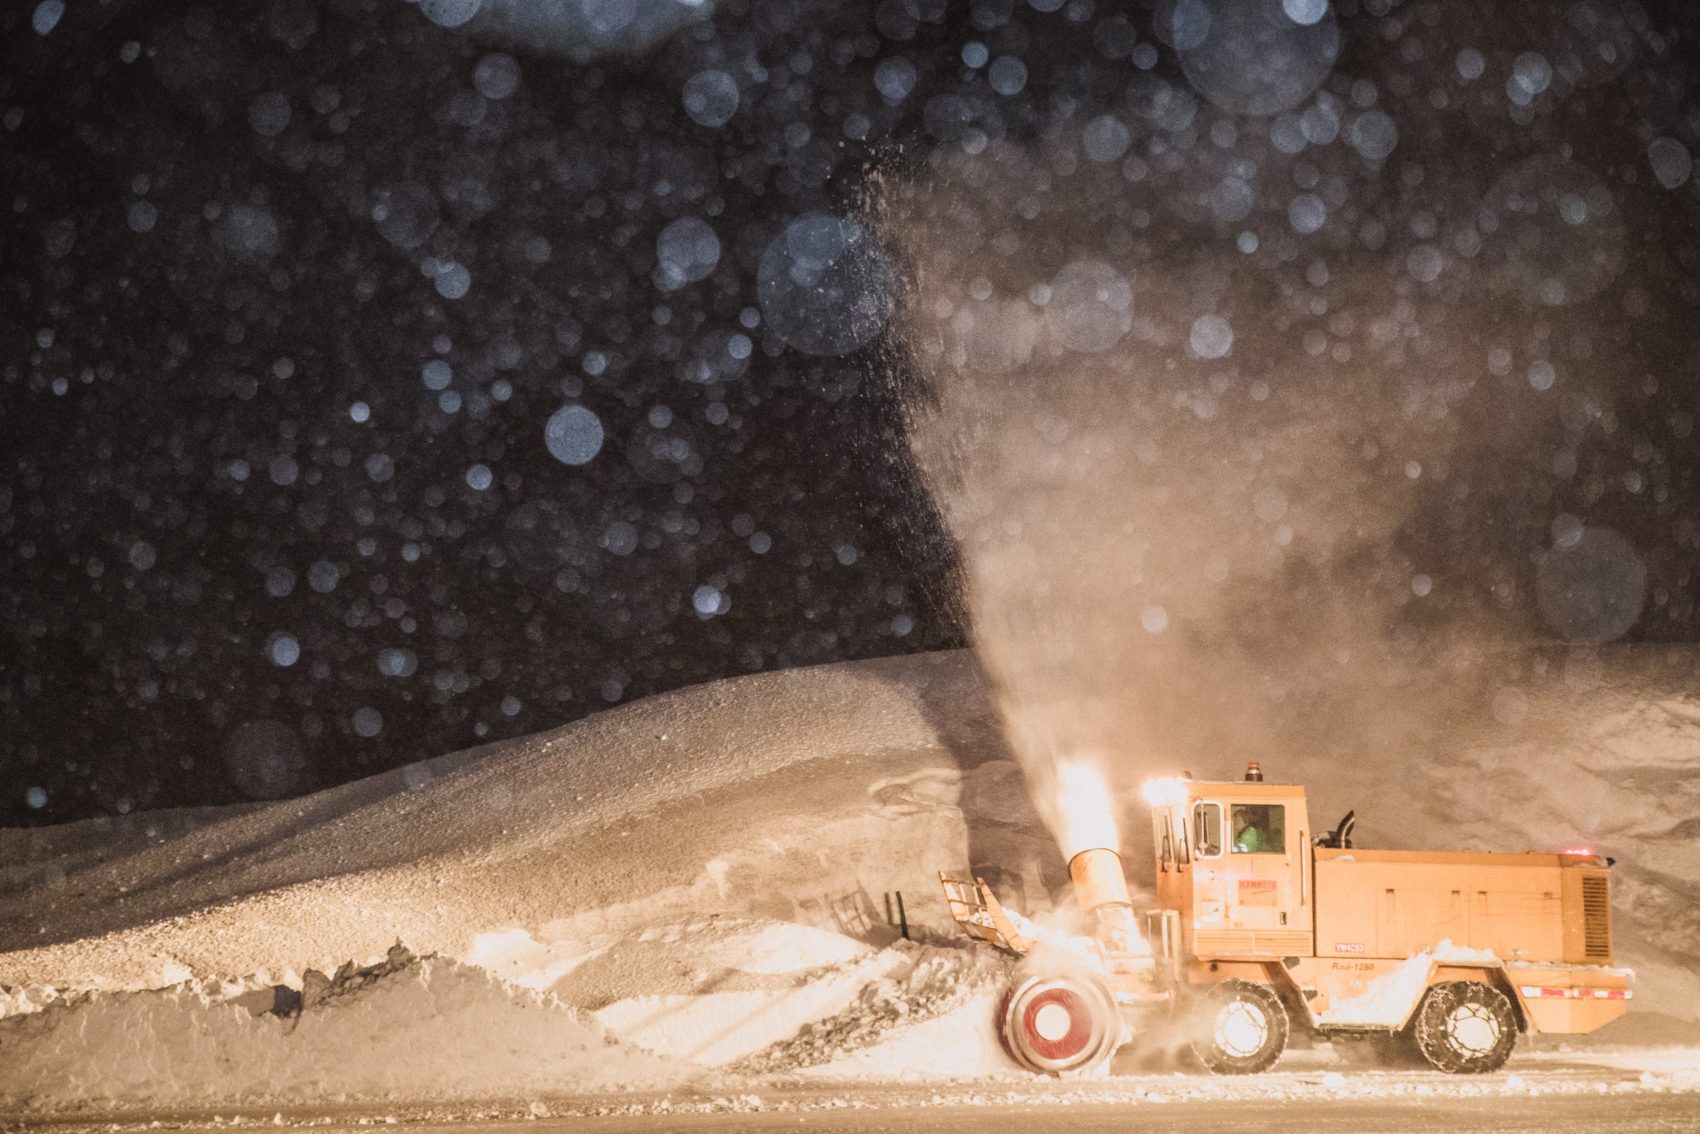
[
  {"x1": 1317, "y1": 941, "x2": 1500, "y2": 1027},
  {"x1": 591, "y1": 946, "x2": 903, "y2": 1066}
]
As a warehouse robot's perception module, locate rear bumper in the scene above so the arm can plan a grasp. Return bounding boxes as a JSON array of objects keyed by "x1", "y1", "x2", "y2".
[{"x1": 1507, "y1": 966, "x2": 1633, "y2": 1035}]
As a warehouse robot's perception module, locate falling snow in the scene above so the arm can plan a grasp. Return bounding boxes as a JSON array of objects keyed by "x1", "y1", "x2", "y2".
[{"x1": 0, "y1": 0, "x2": 1694, "y2": 858}]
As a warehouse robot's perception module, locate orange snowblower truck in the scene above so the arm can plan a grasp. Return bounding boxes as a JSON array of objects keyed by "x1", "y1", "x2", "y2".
[{"x1": 940, "y1": 764, "x2": 1631, "y2": 1076}]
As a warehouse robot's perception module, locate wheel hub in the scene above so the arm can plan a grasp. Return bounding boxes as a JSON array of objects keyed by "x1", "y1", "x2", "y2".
[
  {"x1": 1021, "y1": 987, "x2": 1095, "y2": 1061},
  {"x1": 1447, "y1": 1003, "x2": 1501, "y2": 1056},
  {"x1": 1033, "y1": 1002, "x2": 1073, "y2": 1043},
  {"x1": 1214, "y1": 1001, "x2": 1269, "y2": 1059}
]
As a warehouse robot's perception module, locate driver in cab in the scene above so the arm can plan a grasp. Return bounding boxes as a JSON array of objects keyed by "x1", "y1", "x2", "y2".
[{"x1": 1233, "y1": 810, "x2": 1267, "y2": 853}]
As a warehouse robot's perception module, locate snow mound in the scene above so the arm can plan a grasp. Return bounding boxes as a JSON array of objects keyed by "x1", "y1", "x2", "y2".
[
  {"x1": 733, "y1": 942, "x2": 1018, "y2": 1080},
  {"x1": 555, "y1": 917, "x2": 875, "y2": 1007},
  {"x1": 1, "y1": 923, "x2": 1029, "y2": 1105},
  {"x1": 0, "y1": 945, "x2": 685, "y2": 1107},
  {"x1": 0, "y1": 653, "x2": 1043, "y2": 1002}
]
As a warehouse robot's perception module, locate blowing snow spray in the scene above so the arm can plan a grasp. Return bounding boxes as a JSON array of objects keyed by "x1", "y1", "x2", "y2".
[{"x1": 1055, "y1": 761, "x2": 1149, "y2": 961}]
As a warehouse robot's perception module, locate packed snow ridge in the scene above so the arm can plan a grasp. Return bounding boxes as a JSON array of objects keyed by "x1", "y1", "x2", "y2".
[{"x1": 2, "y1": 650, "x2": 1698, "y2": 1105}]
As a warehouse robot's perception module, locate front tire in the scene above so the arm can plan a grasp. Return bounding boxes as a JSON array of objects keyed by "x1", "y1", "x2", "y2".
[
  {"x1": 1413, "y1": 981, "x2": 1518, "y2": 1074},
  {"x1": 1190, "y1": 980, "x2": 1289, "y2": 1075},
  {"x1": 997, "y1": 970, "x2": 1119, "y2": 1076}
]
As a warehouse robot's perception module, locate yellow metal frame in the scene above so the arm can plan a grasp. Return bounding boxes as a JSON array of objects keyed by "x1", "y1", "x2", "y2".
[{"x1": 938, "y1": 872, "x2": 1034, "y2": 954}]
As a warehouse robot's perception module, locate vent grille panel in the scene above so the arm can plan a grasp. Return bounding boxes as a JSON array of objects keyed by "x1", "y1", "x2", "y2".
[
  {"x1": 1581, "y1": 875, "x2": 1611, "y2": 959},
  {"x1": 1194, "y1": 929, "x2": 1313, "y2": 956}
]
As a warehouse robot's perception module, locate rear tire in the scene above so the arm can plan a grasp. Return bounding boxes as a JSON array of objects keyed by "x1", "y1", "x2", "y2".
[
  {"x1": 997, "y1": 970, "x2": 1119, "y2": 1076},
  {"x1": 1190, "y1": 980, "x2": 1289, "y2": 1075},
  {"x1": 1413, "y1": 981, "x2": 1517, "y2": 1074}
]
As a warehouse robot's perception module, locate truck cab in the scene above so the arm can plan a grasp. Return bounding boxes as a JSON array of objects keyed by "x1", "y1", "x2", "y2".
[{"x1": 1148, "y1": 774, "x2": 1314, "y2": 960}]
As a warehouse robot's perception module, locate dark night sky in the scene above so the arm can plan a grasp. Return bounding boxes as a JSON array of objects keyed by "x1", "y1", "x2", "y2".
[{"x1": 3, "y1": 0, "x2": 1699, "y2": 827}]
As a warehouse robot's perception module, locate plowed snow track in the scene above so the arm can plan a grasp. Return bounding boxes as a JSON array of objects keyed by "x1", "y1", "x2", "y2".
[
  {"x1": 6, "y1": 1047, "x2": 1698, "y2": 1132},
  {"x1": 8, "y1": 1075, "x2": 1700, "y2": 1134}
]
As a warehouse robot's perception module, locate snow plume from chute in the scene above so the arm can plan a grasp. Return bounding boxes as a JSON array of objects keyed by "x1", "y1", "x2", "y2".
[
  {"x1": 872, "y1": 126, "x2": 1630, "y2": 871},
  {"x1": 1053, "y1": 759, "x2": 1121, "y2": 859},
  {"x1": 876, "y1": 141, "x2": 1431, "y2": 861}
]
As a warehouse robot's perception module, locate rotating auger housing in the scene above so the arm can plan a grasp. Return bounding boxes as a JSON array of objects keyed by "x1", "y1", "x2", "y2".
[{"x1": 941, "y1": 843, "x2": 1163, "y2": 1076}]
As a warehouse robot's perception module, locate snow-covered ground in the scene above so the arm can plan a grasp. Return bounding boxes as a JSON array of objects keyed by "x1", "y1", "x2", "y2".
[
  {"x1": 2, "y1": 649, "x2": 1698, "y2": 1109},
  {"x1": 6, "y1": 1055, "x2": 1700, "y2": 1131}
]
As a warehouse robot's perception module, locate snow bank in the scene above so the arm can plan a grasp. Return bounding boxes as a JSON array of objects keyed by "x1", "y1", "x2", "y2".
[
  {"x1": 558, "y1": 917, "x2": 875, "y2": 1003},
  {"x1": 0, "y1": 927, "x2": 1029, "y2": 1106},
  {"x1": 0, "y1": 945, "x2": 685, "y2": 1106},
  {"x1": 0, "y1": 653, "x2": 1044, "y2": 1001}
]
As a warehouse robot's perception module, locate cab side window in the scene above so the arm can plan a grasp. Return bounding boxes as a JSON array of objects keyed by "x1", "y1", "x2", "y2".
[
  {"x1": 1230, "y1": 804, "x2": 1285, "y2": 854},
  {"x1": 1193, "y1": 802, "x2": 1223, "y2": 857}
]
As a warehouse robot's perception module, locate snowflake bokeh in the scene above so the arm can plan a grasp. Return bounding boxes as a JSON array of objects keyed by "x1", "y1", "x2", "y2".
[{"x1": 3, "y1": 0, "x2": 1699, "y2": 824}]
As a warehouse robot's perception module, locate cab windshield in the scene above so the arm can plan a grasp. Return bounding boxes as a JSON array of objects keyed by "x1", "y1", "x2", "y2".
[{"x1": 1230, "y1": 803, "x2": 1285, "y2": 854}]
